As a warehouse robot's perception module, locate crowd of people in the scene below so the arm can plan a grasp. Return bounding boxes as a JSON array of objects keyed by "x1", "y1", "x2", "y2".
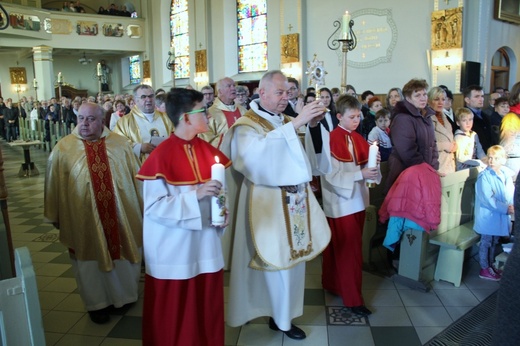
[{"x1": 2, "y1": 71, "x2": 518, "y2": 344}]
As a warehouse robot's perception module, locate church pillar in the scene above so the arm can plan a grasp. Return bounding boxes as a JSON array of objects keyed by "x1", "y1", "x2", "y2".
[{"x1": 32, "y1": 46, "x2": 55, "y2": 101}]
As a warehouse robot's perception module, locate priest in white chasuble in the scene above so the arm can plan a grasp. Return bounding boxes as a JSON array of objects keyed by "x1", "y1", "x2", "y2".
[
  {"x1": 221, "y1": 70, "x2": 331, "y2": 340},
  {"x1": 44, "y1": 103, "x2": 143, "y2": 325}
]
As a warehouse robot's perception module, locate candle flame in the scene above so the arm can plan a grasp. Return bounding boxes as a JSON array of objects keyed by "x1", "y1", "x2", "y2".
[{"x1": 214, "y1": 155, "x2": 220, "y2": 164}]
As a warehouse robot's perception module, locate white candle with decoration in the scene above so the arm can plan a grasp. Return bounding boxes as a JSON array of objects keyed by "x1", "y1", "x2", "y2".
[
  {"x1": 366, "y1": 141, "x2": 379, "y2": 188},
  {"x1": 170, "y1": 45, "x2": 175, "y2": 56},
  {"x1": 342, "y1": 11, "x2": 351, "y2": 40},
  {"x1": 97, "y1": 63, "x2": 103, "y2": 77},
  {"x1": 211, "y1": 156, "x2": 226, "y2": 226},
  {"x1": 58, "y1": 72, "x2": 63, "y2": 83},
  {"x1": 33, "y1": 79, "x2": 38, "y2": 88}
]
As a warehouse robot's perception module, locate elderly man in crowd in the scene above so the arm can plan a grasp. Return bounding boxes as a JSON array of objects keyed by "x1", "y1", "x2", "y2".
[
  {"x1": 113, "y1": 84, "x2": 174, "y2": 163},
  {"x1": 201, "y1": 85, "x2": 215, "y2": 107},
  {"x1": 44, "y1": 102, "x2": 143, "y2": 324},
  {"x1": 201, "y1": 77, "x2": 246, "y2": 148},
  {"x1": 222, "y1": 70, "x2": 331, "y2": 340}
]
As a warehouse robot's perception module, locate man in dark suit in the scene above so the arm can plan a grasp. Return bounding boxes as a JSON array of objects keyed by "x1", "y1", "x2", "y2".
[
  {"x1": 463, "y1": 85, "x2": 495, "y2": 152},
  {"x1": 283, "y1": 77, "x2": 302, "y2": 117}
]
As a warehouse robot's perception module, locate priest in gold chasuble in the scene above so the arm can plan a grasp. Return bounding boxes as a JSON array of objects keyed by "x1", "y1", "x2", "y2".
[{"x1": 44, "y1": 103, "x2": 143, "y2": 325}]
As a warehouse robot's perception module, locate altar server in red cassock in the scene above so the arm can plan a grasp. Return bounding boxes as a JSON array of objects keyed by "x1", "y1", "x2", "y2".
[
  {"x1": 319, "y1": 95, "x2": 381, "y2": 316},
  {"x1": 137, "y1": 88, "x2": 231, "y2": 346}
]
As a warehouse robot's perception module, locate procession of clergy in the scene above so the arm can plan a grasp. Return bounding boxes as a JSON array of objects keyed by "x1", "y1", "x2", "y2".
[{"x1": 43, "y1": 69, "x2": 384, "y2": 345}]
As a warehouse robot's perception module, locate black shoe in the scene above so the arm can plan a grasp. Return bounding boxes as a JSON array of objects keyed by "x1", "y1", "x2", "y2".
[
  {"x1": 349, "y1": 305, "x2": 372, "y2": 317},
  {"x1": 110, "y1": 302, "x2": 135, "y2": 315},
  {"x1": 268, "y1": 317, "x2": 306, "y2": 340},
  {"x1": 88, "y1": 308, "x2": 110, "y2": 324}
]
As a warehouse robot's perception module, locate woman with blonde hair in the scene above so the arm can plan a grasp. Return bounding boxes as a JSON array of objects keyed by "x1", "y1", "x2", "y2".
[{"x1": 428, "y1": 86, "x2": 456, "y2": 174}]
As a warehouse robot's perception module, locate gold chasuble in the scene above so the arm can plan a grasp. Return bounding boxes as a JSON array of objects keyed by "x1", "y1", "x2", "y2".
[
  {"x1": 83, "y1": 139, "x2": 121, "y2": 260},
  {"x1": 44, "y1": 127, "x2": 143, "y2": 272}
]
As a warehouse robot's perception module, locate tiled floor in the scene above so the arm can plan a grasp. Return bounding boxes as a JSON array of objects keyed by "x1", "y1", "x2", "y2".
[{"x1": 1, "y1": 139, "x2": 500, "y2": 346}]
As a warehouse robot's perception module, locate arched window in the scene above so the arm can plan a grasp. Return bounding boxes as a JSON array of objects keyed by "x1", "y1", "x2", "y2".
[
  {"x1": 237, "y1": 0, "x2": 267, "y2": 73},
  {"x1": 490, "y1": 48, "x2": 510, "y2": 92},
  {"x1": 129, "y1": 55, "x2": 141, "y2": 85},
  {"x1": 170, "y1": 0, "x2": 190, "y2": 79}
]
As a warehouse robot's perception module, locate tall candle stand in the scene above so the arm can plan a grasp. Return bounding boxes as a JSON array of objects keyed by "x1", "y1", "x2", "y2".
[
  {"x1": 96, "y1": 63, "x2": 103, "y2": 98},
  {"x1": 327, "y1": 18, "x2": 357, "y2": 94},
  {"x1": 166, "y1": 49, "x2": 176, "y2": 88},
  {"x1": 33, "y1": 82, "x2": 38, "y2": 102}
]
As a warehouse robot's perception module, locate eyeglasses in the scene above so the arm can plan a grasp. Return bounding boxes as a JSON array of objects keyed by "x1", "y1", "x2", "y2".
[
  {"x1": 139, "y1": 94, "x2": 155, "y2": 100},
  {"x1": 288, "y1": 87, "x2": 298, "y2": 91},
  {"x1": 185, "y1": 107, "x2": 207, "y2": 115},
  {"x1": 202, "y1": 92, "x2": 214, "y2": 96},
  {"x1": 179, "y1": 107, "x2": 207, "y2": 122}
]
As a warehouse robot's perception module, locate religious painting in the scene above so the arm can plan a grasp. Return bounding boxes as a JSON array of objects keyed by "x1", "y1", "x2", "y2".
[
  {"x1": 431, "y1": 7, "x2": 463, "y2": 50},
  {"x1": 195, "y1": 49, "x2": 207, "y2": 73},
  {"x1": 9, "y1": 12, "x2": 41, "y2": 31},
  {"x1": 281, "y1": 33, "x2": 299, "y2": 64},
  {"x1": 127, "y1": 24, "x2": 141, "y2": 38},
  {"x1": 44, "y1": 18, "x2": 72, "y2": 34},
  {"x1": 76, "y1": 21, "x2": 98, "y2": 36},
  {"x1": 143, "y1": 60, "x2": 150, "y2": 79},
  {"x1": 103, "y1": 23, "x2": 124, "y2": 37},
  {"x1": 9, "y1": 67, "x2": 27, "y2": 84}
]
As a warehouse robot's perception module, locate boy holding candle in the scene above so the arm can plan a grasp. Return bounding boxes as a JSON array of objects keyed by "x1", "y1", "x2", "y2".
[
  {"x1": 320, "y1": 94, "x2": 381, "y2": 316},
  {"x1": 136, "y1": 88, "x2": 231, "y2": 345}
]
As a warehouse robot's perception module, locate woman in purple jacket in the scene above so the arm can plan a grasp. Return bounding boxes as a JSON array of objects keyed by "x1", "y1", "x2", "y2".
[{"x1": 385, "y1": 78, "x2": 439, "y2": 193}]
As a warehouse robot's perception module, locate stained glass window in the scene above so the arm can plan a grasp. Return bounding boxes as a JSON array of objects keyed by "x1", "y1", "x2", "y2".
[
  {"x1": 237, "y1": 0, "x2": 267, "y2": 73},
  {"x1": 129, "y1": 55, "x2": 141, "y2": 85},
  {"x1": 170, "y1": 0, "x2": 190, "y2": 79}
]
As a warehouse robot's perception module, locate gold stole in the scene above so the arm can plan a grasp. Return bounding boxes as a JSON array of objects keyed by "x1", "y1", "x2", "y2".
[{"x1": 83, "y1": 139, "x2": 121, "y2": 260}]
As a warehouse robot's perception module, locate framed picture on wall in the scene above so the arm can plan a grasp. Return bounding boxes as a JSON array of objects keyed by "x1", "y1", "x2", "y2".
[
  {"x1": 103, "y1": 23, "x2": 124, "y2": 37},
  {"x1": 9, "y1": 67, "x2": 27, "y2": 84},
  {"x1": 76, "y1": 21, "x2": 98, "y2": 36}
]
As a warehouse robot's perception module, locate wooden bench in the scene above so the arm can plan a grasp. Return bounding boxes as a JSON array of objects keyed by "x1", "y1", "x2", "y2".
[{"x1": 429, "y1": 220, "x2": 480, "y2": 287}]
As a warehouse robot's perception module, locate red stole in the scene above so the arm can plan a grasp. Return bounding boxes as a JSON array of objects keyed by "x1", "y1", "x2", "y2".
[
  {"x1": 83, "y1": 138, "x2": 121, "y2": 260},
  {"x1": 223, "y1": 108, "x2": 242, "y2": 127},
  {"x1": 330, "y1": 126, "x2": 369, "y2": 165},
  {"x1": 137, "y1": 134, "x2": 231, "y2": 185}
]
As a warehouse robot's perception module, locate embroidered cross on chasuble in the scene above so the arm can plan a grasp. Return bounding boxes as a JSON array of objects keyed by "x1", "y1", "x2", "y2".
[{"x1": 83, "y1": 139, "x2": 121, "y2": 260}]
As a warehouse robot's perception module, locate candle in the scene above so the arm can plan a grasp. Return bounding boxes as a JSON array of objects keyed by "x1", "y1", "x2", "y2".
[
  {"x1": 366, "y1": 141, "x2": 379, "y2": 188},
  {"x1": 97, "y1": 63, "x2": 102, "y2": 77},
  {"x1": 58, "y1": 72, "x2": 63, "y2": 83},
  {"x1": 342, "y1": 11, "x2": 351, "y2": 40},
  {"x1": 170, "y1": 46, "x2": 175, "y2": 56},
  {"x1": 211, "y1": 156, "x2": 226, "y2": 226},
  {"x1": 33, "y1": 79, "x2": 38, "y2": 88}
]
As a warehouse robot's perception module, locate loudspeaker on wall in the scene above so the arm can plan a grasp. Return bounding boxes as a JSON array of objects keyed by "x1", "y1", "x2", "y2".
[{"x1": 460, "y1": 61, "x2": 481, "y2": 91}]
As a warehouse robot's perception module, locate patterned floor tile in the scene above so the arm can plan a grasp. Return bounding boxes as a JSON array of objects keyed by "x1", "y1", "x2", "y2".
[{"x1": 326, "y1": 306, "x2": 369, "y2": 326}]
